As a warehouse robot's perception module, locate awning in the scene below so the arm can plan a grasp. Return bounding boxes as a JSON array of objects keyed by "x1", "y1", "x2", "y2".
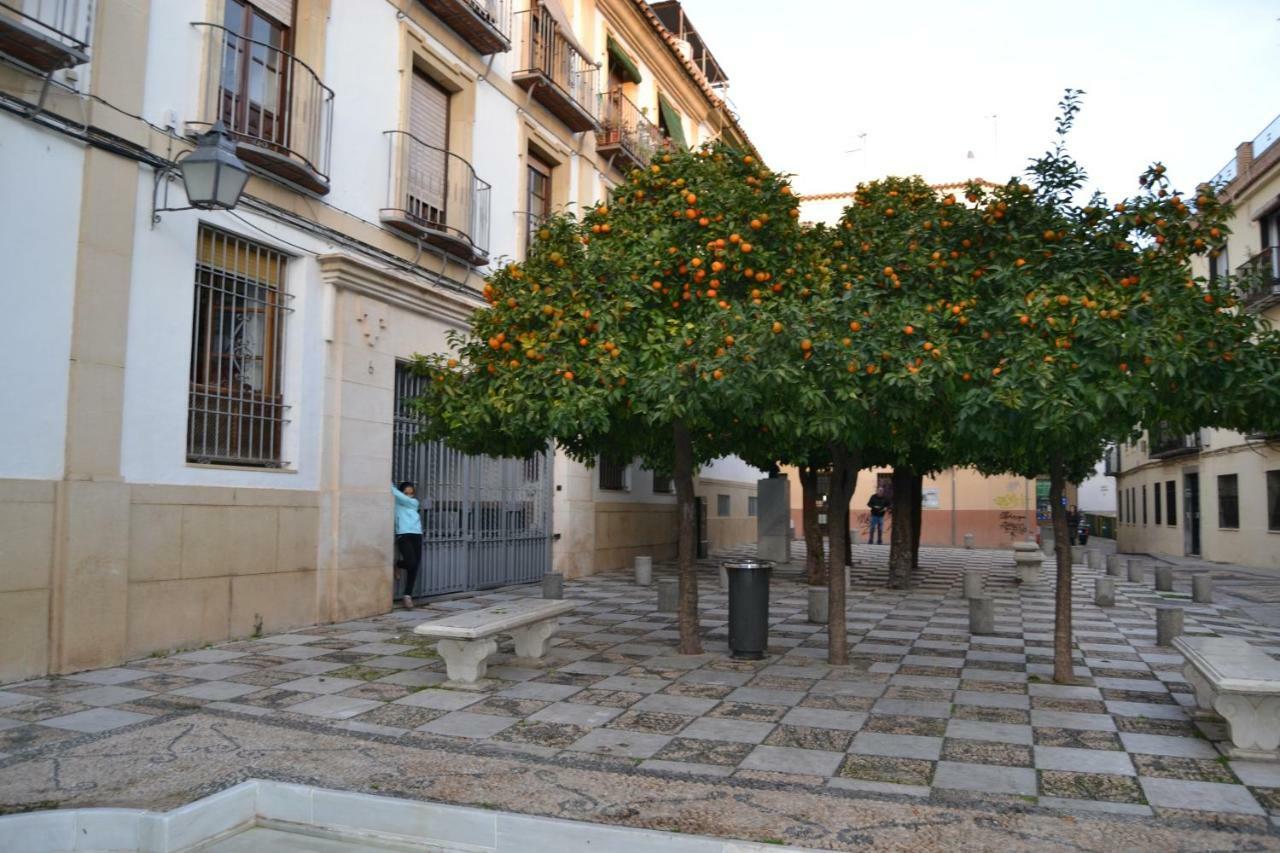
[
  {"x1": 539, "y1": 0, "x2": 594, "y2": 64},
  {"x1": 606, "y1": 36, "x2": 642, "y2": 84},
  {"x1": 658, "y1": 93, "x2": 688, "y2": 149}
]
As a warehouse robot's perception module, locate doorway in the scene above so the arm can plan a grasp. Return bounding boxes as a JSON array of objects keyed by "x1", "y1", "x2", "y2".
[{"x1": 1183, "y1": 471, "x2": 1201, "y2": 557}]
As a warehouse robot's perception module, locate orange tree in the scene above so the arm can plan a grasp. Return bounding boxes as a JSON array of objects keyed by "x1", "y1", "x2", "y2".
[
  {"x1": 411, "y1": 142, "x2": 818, "y2": 655},
  {"x1": 954, "y1": 91, "x2": 1280, "y2": 682}
]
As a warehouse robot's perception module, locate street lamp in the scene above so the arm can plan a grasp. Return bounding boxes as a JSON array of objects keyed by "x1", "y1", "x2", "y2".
[{"x1": 152, "y1": 121, "x2": 251, "y2": 225}]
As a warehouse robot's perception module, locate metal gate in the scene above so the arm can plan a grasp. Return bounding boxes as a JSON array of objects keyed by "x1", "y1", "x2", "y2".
[{"x1": 393, "y1": 362, "x2": 553, "y2": 597}]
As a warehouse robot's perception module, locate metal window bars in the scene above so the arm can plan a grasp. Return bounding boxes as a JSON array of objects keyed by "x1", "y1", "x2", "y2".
[
  {"x1": 597, "y1": 87, "x2": 664, "y2": 171},
  {"x1": 191, "y1": 22, "x2": 334, "y2": 190},
  {"x1": 381, "y1": 129, "x2": 491, "y2": 262},
  {"x1": 0, "y1": 0, "x2": 92, "y2": 70},
  {"x1": 514, "y1": 3, "x2": 599, "y2": 130},
  {"x1": 187, "y1": 226, "x2": 293, "y2": 468}
]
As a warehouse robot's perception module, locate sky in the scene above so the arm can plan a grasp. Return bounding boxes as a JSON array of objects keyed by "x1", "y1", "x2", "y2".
[{"x1": 679, "y1": 0, "x2": 1280, "y2": 202}]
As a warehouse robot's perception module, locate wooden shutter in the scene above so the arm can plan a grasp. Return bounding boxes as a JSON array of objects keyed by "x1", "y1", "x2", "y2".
[
  {"x1": 254, "y1": 0, "x2": 294, "y2": 27},
  {"x1": 407, "y1": 71, "x2": 450, "y2": 224}
]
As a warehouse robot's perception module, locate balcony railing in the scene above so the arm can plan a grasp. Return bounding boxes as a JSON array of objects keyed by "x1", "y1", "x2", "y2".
[
  {"x1": 381, "y1": 130, "x2": 491, "y2": 266},
  {"x1": 597, "y1": 88, "x2": 663, "y2": 173},
  {"x1": 513, "y1": 4, "x2": 598, "y2": 133},
  {"x1": 417, "y1": 0, "x2": 510, "y2": 54},
  {"x1": 1149, "y1": 428, "x2": 1202, "y2": 459},
  {"x1": 1236, "y1": 246, "x2": 1280, "y2": 312},
  {"x1": 190, "y1": 22, "x2": 334, "y2": 194},
  {"x1": 0, "y1": 0, "x2": 91, "y2": 72}
]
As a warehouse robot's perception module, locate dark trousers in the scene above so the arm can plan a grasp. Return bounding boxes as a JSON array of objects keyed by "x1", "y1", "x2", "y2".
[
  {"x1": 396, "y1": 533, "x2": 422, "y2": 598},
  {"x1": 868, "y1": 515, "x2": 884, "y2": 545}
]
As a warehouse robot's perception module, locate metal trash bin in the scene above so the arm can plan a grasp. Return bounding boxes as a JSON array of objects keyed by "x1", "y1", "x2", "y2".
[{"x1": 724, "y1": 560, "x2": 772, "y2": 659}]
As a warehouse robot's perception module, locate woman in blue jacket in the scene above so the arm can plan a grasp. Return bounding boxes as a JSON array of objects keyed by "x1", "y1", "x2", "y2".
[{"x1": 393, "y1": 482, "x2": 423, "y2": 609}]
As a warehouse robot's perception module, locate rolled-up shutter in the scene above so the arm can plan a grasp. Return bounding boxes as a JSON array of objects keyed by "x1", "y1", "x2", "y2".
[
  {"x1": 254, "y1": 0, "x2": 294, "y2": 27},
  {"x1": 407, "y1": 71, "x2": 450, "y2": 224}
]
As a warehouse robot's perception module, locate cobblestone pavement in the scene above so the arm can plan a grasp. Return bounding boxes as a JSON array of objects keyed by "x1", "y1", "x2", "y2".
[{"x1": 2, "y1": 544, "x2": 1280, "y2": 850}]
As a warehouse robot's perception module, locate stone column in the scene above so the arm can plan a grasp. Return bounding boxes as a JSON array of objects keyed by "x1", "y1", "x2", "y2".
[
  {"x1": 541, "y1": 573, "x2": 564, "y2": 599},
  {"x1": 657, "y1": 578, "x2": 679, "y2": 613},
  {"x1": 1154, "y1": 566, "x2": 1174, "y2": 592},
  {"x1": 963, "y1": 569, "x2": 983, "y2": 599},
  {"x1": 1127, "y1": 560, "x2": 1146, "y2": 584},
  {"x1": 1106, "y1": 555, "x2": 1123, "y2": 577},
  {"x1": 634, "y1": 556, "x2": 652, "y2": 586},
  {"x1": 1095, "y1": 578, "x2": 1116, "y2": 607},
  {"x1": 807, "y1": 586, "x2": 828, "y2": 624}
]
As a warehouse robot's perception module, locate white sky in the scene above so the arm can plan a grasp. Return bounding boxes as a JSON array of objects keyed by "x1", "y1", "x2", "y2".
[{"x1": 682, "y1": 0, "x2": 1280, "y2": 201}]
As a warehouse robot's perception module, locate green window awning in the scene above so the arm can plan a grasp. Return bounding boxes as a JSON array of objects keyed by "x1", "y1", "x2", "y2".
[
  {"x1": 607, "y1": 36, "x2": 642, "y2": 85},
  {"x1": 658, "y1": 93, "x2": 688, "y2": 148}
]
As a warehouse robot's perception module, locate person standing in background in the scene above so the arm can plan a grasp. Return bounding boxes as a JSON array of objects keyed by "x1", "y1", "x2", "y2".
[
  {"x1": 867, "y1": 488, "x2": 890, "y2": 545},
  {"x1": 393, "y1": 482, "x2": 423, "y2": 610}
]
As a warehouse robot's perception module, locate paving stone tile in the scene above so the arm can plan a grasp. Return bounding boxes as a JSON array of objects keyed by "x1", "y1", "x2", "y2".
[
  {"x1": 945, "y1": 719, "x2": 1033, "y2": 745},
  {"x1": 287, "y1": 695, "x2": 383, "y2": 720},
  {"x1": 0, "y1": 700, "x2": 90, "y2": 723},
  {"x1": 638, "y1": 759, "x2": 735, "y2": 777},
  {"x1": 1030, "y1": 710, "x2": 1116, "y2": 731},
  {"x1": 779, "y1": 707, "x2": 866, "y2": 732},
  {"x1": 1033, "y1": 727, "x2": 1124, "y2": 750},
  {"x1": 172, "y1": 663, "x2": 257, "y2": 681},
  {"x1": 952, "y1": 689, "x2": 1029, "y2": 710},
  {"x1": 799, "y1": 693, "x2": 876, "y2": 713},
  {"x1": 591, "y1": 676, "x2": 669, "y2": 694},
  {"x1": 849, "y1": 732, "x2": 943, "y2": 761},
  {"x1": 417, "y1": 711, "x2": 518, "y2": 739},
  {"x1": 1230, "y1": 761, "x2": 1280, "y2": 788},
  {"x1": 681, "y1": 717, "x2": 775, "y2": 744},
  {"x1": 950, "y1": 705, "x2": 1030, "y2": 725},
  {"x1": 169, "y1": 681, "x2": 259, "y2": 701},
  {"x1": 607, "y1": 709, "x2": 693, "y2": 735},
  {"x1": 498, "y1": 681, "x2": 583, "y2": 702},
  {"x1": 837, "y1": 754, "x2": 935, "y2": 787},
  {"x1": 741, "y1": 744, "x2": 844, "y2": 776},
  {"x1": 631, "y1": 693, "x2": 718, "y2": 716},
  {"x1": 352, "y1": 704, "x2": 445, "y2": 730},
  {"x1": 392, "y1": 689, "x2": 482, "y2": 711},
  {"x1": 1119, "y1": 732, "x2": 1219, "y2": 758},
  {"x1": 0, "y1": 724, "x2": 76, "y2": 752},
  {"x1": 466, "y1": 696, "x2": 549, "y2": 718},
  {"x1": 58, "y1": 685, "x2": 154, "y2": 707},
  {"x1": 171, "y1": 649, "x2": 248, "y2": 663},
  {"x1": 1035, "y1": 746, "x2": 1135, "y2": 775},
  {"x1": 861, "y1": 715, "x2": 947, "y2": 737},
  {"x1": 529, "y1": 701, "x2": 623, "y2": 727},
  {"x1": 932, "y1": 761, "x2": 1037, "y2": 796},
  {"x1": 272, "y1": 676, "x2": 365, "y2": 696},
  {"x1": 39, "y1": 708, "x2": 151, "y2": 733},
  {"x1": 567, "y1": 689, "x2": 644, "y2": 708},
  {"x1": 724, "y1": 687, "x2": 805, "y2": 707},
  {"x1": 1139, "y1": 778, "x2": 1265, "y2": 815},
  {"x1": 764, "y1": 725, "x2": 853, "y2": 752},
  {"x1": 566, "y1": 728, "x2": 672, "y2": 759},
  {"x1": 1040, "y1": 771, "x2": 1147, "y2": 804},
  {"x1": 706, "y1": 702, "x2": 786, "y2": 723},
  {"x1": 64, "y1": 668, "x2": 151, "y2": 686}
]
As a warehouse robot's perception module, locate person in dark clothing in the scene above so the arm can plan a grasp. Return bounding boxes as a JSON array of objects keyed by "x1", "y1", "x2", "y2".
[
  {"x1": 867, "y1": 489, "x2": 890, "y2": 545},
  {"x1": 1067, "y1": 505, "x2": 1081, "y2": 546}
]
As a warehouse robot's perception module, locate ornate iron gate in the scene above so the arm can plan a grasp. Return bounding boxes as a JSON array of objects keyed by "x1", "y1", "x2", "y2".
[{"x1": 393, "y1": 362, "x2": 552, "y2": 597}]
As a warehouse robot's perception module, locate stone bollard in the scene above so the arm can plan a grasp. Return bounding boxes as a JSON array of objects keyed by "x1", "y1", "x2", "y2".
[
  {"x1": 964, "y1": 533, "x2": 975, "y2": 550},
  {"x1": 634, "y1": 556, "x2": 652, "y2": 586},
  {"x1": 1156, "y1": 606, "x2": 1184, "y2": 646},
  {"x1": 1193, "y1": 574, "x2": 1213, "y2": 604},
  {"x1": 1071, "y1": 546, "x2": 1086, "y2": 565},
  {"x1": 541, "y1": 572, "x2": 564, "y2": 599},
  {"x1": 1127, "y1": 560, "x2": 1145, "y2": 584},
  {"x1": 808, "y1": 586, "x2": 829, "y2": 624},
  {"x1": 1154, "y1": 566, "x2": 1173, "y2": 593},
  {"x1": 657, "y1": 578, "x2": 679, "y2": 613},
  {"x1": 969, "y1": 596, "x2": 995, "y2": 635},
  {"x1": 963, "y1": 569, "x2": 984, "y2": 600},
  {"x1": 1106, "y1": 554, "x2": 1124, "y2": 577},
  {"x1": 1095, "y1": 578, "x2": 1116, "y2": 608},
  {"x1": 1087, "y1": 550, "x2": 1105, "y2": 571},
  {"x1": 718, "y1": 563, "x2": 730, "y2": 592}
]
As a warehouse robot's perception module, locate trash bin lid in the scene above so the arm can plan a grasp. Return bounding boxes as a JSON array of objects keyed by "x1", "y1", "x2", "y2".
[{"x1": 722, "y1": 560, "x2": 773, "y2": 570}]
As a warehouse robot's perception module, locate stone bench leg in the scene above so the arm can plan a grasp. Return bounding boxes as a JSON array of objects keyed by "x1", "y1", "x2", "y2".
[
  {"x1": 511, "y1": 618, "x2": 558, "y2": 659},
  {"x1": 1182, "y1": 664, "x2": 1217, "y2": 720},
  {"x1": 1214, "y1": 692, "x2": 1280, "y2": 760},
  {"x1": 436, "y1": 637, "x2": 498, "y2": 684}
]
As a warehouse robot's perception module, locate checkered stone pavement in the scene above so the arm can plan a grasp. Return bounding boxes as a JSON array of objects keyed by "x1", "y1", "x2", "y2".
[{"x1": 4, "y1": 543, "x2": 1280, "y2": 830}]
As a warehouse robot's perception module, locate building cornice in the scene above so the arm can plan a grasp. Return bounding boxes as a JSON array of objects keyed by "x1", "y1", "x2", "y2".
[{"x1": 317, "y1": 251, "x2": 483, "y2": 328}]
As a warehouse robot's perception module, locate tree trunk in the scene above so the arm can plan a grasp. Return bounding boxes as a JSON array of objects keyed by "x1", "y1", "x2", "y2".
[
  {"x1": 1049, "y1": 458, "x2": 1074, "y2": 682},
  {"x1": 826, "y1": 444, "x2": 855, "y2": 666},
  {"x1": 800, "y1": 465, "x2": 826, "y2": 586},
  {"x1": 888, "y1": 467, "x2": 914, "y2": 588},
  {"x1": 910, "y1": 473, "x2": 923, "y2": 574},
  {"x1": 672, "y1": 422, "x2": 703, "y2": 655}
]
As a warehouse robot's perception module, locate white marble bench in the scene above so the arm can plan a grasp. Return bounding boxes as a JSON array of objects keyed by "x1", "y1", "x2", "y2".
[
  {"x1": 1174, "y1": 636, "x2": 1280, "y2": 760},
  {"x1": 413, "y1": 598, "x2": 578, "y2": 685}
]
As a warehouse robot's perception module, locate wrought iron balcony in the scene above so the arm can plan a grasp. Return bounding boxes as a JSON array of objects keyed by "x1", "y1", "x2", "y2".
[
  {"x1": 0, "y1": 0, "x2": 91, "y2": 72},
  {"x1": 597, "y1": 88, "x2": 663, "y2": 173},
  {"x1": 381, "y1": 130, "x2": 491, "y2": 266},
  {"x1": 417, "y1": 0, "x2": 510, "y2": 54},
  {"x1": 513, "y1": 4, "x2": 598, "y2": 133},
  {"x1": 190, "y1": 22, "x2": 334, "y2": 194},
  {"x1": 1149, "y1": 427, "x2": 1201, "y2": 459},
  {"x1": 1236, "y1": 246, "x2": 1280, "y2": 312}
]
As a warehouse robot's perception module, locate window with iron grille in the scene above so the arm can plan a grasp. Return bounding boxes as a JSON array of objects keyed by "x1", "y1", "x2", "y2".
[
  {"x1": 1154, "y1": 482, "x2": 1162, "y2": 525},
  {"x1": 1142, "y1": 485, "x2": 1147, "y2": 526},
  {"x1": 1268, "y1": 470, "x2": 1280, "y2": 532},
  {"x1": 1218, "y1": 474, "x2": 1239, "y2": 529},
  {"x1": 598, "y1": 457, "x2": 627, "y2": 491},
  {"x1": 747, "y1": 495, "x2": 758, "y2": 517},
  {"x1": 187, "y1": 226, "x2": 291, "y2": 467},
  {"x1": 1166, "y1": 480, "x2": 1177, "y2": 526},
  {"x1": 717, "y1": 493, "x2": 730, "y2": 517},
  {"x1": 652, "y1": 473, "x2": 672, "y2": 494}
]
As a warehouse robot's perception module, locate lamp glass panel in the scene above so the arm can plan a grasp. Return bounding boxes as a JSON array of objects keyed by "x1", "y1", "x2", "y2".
[{"x1": 181, "y1": 158, "x2": 218, "y2": 206}]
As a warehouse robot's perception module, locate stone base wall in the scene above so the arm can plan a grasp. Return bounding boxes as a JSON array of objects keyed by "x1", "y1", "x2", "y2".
[{"x1": 791, "y1": 508, "x2": 1038, "y2": 551}]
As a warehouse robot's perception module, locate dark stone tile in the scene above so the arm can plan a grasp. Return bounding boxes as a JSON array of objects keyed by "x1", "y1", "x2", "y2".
[
  {"x1": 0, "y1": 700, "x2": 91, "y2": 723},
  {"x1": 941, "y1": 738, "x2": 1033, "y2": 767},
  {"x1": 329, "y1": 666, "x2": 397, "y2": 683},
  {"x1": 0, "y1": 724, "x2": 76, "y2": 753},
  {"x1": 122, "y1": 657, "x2": 197, "y2": 674},
  {"x1": 567, "y1": 690, "x2": 643, "y2": 708},
  {"x1": 537, "y1": 671, "x2": 602, "y2": 687},
  {"x1": 764, "y1": 725, "x2": 853, "y2": 752},
  {"x1": 883, "y1": 686, "x2": 953, "y2": 702},
  {"x1": 1033, "y1": 728, "x2": 1123, "y2": 750},
  {"x1": 238, "y1": 689, "x2": 313, "y2": 710},
  {"x1": 1030, "y1": 697, "x2": 1107, "y2": 714},
  {"x1": 660, "y1": 682, "x2": 734, "y2": 700},
  {"x1": 1251, "y1": 787, "x2": 1280, "y2": 813},
  {"x1": 228, "y1": 670, "x2": 302, "y2": 688},
  {"x1": 493, "y1": 720, "x2": 587, "y2": 748},
  {"x1": 224, "y1": 655, "x2": 293, "y2": 670},
  {"x1": 653, "y1": 737, "x2": 754, "y2": 767},
  {"x1": 800, "y1": 694, "x2": 876, "y2": 713},
  {"x1": 468, "y1": 697, "x2": 550, "y2": 718},
  {"x1": 114, "y1": 695, "x2": 206, "y2": 714},
  {"x1": 354, "y1": 704, "x2": 444, "y2": 730},
  {"x1": 1100, "y1": 689, "x2": 1175, "y2": 705},
  {"x1": 952, "y1": 706, "x2": 1030, "y2": 725},
  {"x1": 1131, "y1": 754, "x2": 1237, "y2": 784},
  {"x1": 862, "y1": 715, "x2": 947, "y2": 737},
  {"x1": 6, "y1": 679, "x2": 91, "y2": 699},
  {"x1": 959, "y1": 680, "x2": 1026, "y2": 695},
  {"x1": 340, "y1": 683, "x2": 414, "y2": 702},
  {"x1": 1038, "y1": 771, "x2": 1146, "y2": 803},
  {"x1": 747, "y1": 676, "x2": 813, "y2": 692},
  {"x1": 608, "y1": 710, "x2": 693, "y2": 735},
  {"x1": 312, "y1": 652, "x2": 380, "y2": 665},
  {"x1": 1147, "y1": 808, "x2": 1270, "y2": 832},
  {"x1": 1114, "y1": 716, "x2": 1200, "y2": 738},
  {"x1": 837, "y1": 754, "x2": 934, "y2": 786},
  {"x1": 707, "y1": 702, "x2": 786, "y2": 723},
  {"x1": 896, "y1": 666, "x2": 958, "y2": 678}
]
